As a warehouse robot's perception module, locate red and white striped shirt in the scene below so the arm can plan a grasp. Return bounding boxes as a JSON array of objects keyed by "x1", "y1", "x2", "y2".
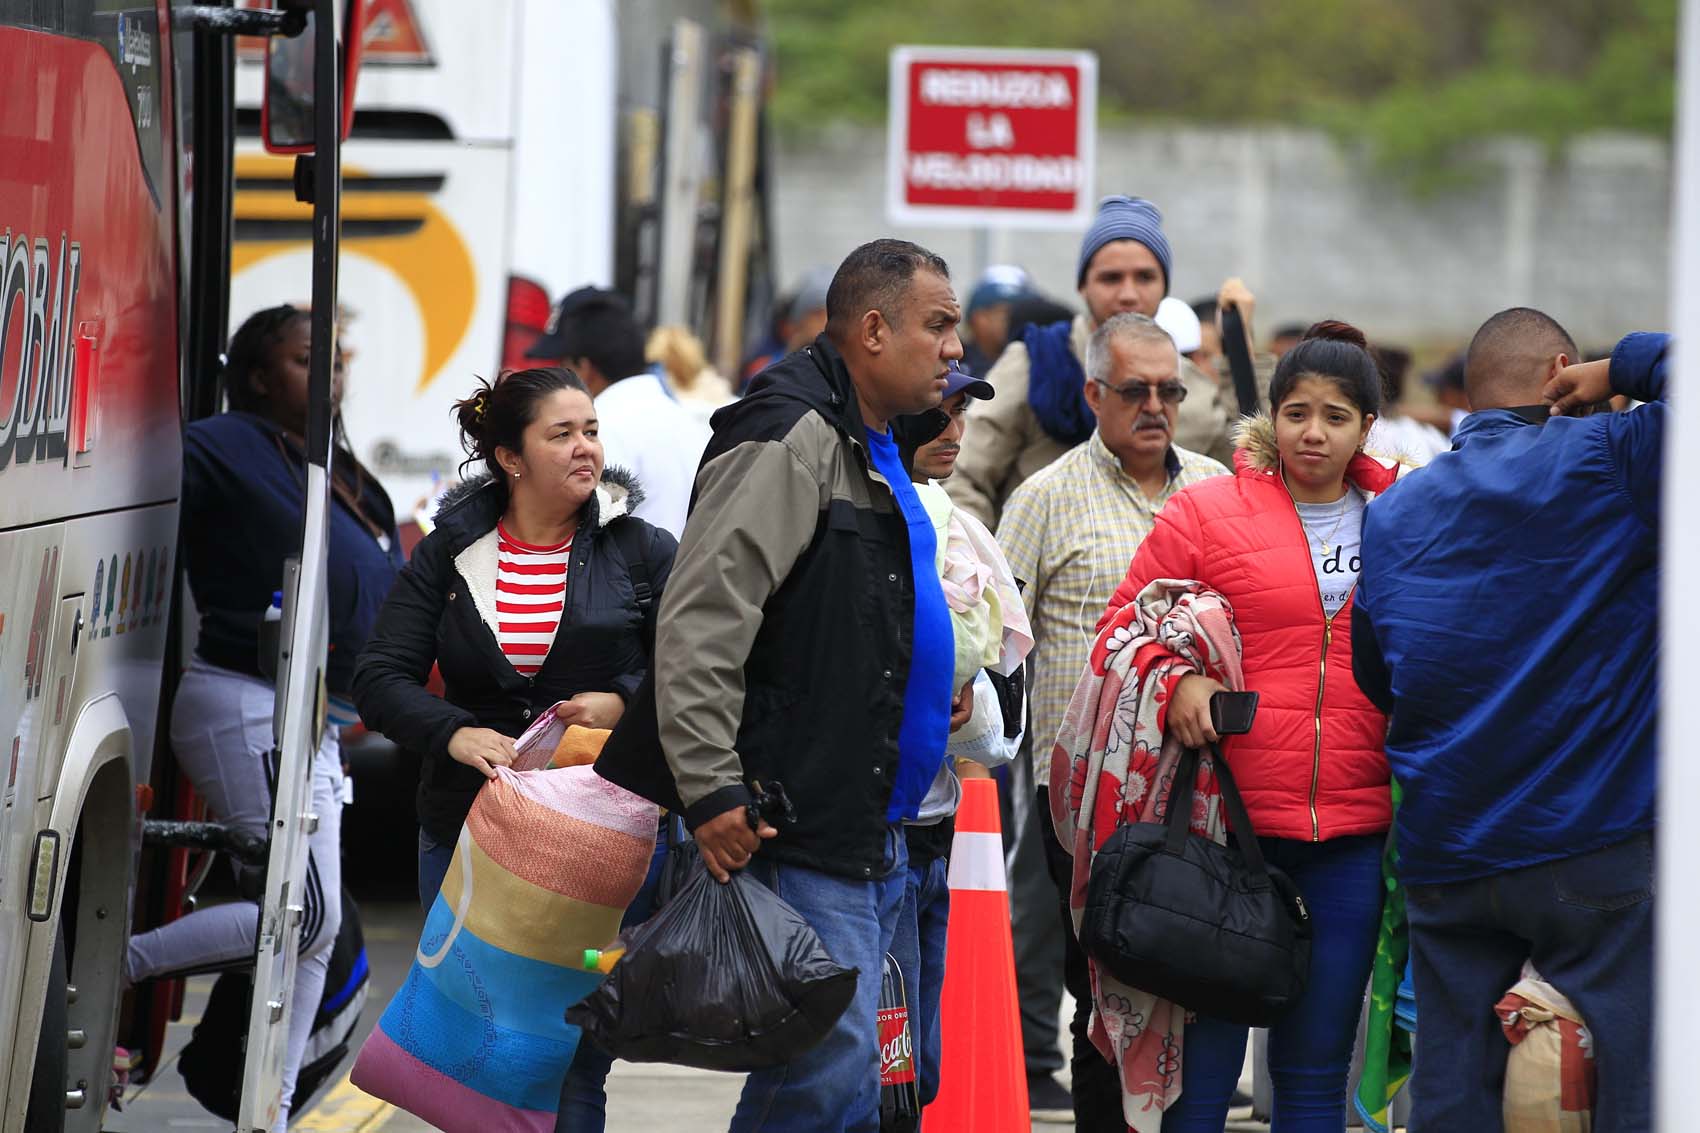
[{"x1": 495, "y1": 522, "x2": 572, "y2": 676}]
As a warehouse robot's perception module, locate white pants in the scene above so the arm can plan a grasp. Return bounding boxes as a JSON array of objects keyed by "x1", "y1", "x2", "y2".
[{"x1": 127, "y1": 660, "x2": 343, "y2": 1127}]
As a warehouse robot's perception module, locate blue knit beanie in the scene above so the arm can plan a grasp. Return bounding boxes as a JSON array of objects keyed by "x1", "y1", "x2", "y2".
[{"x1": 1076, "y1": 196, "x2": 1171, "y2": 293}]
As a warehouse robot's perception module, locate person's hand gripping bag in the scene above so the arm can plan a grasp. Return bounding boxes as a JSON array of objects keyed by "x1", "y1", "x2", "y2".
[
  {"x1": 566, "y1": 854, "x2": 859, "y2": 1071},
  {"x1": 351, "y1": 758, "x2": 658, "y2": 1133}
]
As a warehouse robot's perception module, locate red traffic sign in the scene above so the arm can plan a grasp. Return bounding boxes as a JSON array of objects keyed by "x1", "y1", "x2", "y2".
[{"x1": 887, "y1": 46, "x2": 1097, "y2": 228}]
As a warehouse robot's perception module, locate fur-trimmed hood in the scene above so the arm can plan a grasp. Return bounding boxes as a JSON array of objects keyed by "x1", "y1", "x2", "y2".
[
  {"x1": 352, "y1": 455, "x2": 675, "y2": 845},
  {"x1": 1229, "y1": 414, "x2": 1414, "y2": 498},
  {"x1": 432, "y1": 464, "x2": 646, "y2": 546},
  {"x1": 438, "y1": 464, "x2": 649, "y2": 648}
]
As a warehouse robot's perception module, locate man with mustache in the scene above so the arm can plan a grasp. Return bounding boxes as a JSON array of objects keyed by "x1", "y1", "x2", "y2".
[
  {"x1": 997, "y1": 312, "x2": 1229, "y2": 1130},
  {"x1": 905, "y1": 364, "x2": 993, "y2": 481},
  {"x1": 946, "y1": 199, "x2": 1249, "y2": 1114}
]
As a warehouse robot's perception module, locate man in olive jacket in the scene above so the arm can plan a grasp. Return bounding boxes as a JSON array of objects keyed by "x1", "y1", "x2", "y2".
[{"x1": 603, "y1": 239, "x2": 971, "y2": 1129}]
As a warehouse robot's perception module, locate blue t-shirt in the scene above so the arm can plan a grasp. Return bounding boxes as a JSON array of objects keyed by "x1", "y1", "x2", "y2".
[{"x1": 863, "y1": 425, "x2": 954, "y2": 823}]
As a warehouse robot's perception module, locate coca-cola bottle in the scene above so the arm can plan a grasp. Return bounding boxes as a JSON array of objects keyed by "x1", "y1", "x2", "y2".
[{"x1": 878, "y1": 952, "x2": 921, "y2": 1132}]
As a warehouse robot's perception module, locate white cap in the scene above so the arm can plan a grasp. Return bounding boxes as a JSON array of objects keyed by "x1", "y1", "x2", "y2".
[{"x1": 1154, "y1": 295, "x2": 1202, "y2": 355}]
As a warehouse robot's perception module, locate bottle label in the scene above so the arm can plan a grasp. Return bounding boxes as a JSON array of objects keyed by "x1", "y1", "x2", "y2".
[{"x1": 878, "y1": 1005, "x2": 916, "y2": 1086}]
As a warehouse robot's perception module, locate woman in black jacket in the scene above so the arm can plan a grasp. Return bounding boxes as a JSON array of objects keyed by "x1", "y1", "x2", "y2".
[
  {"x1": 351, "y1": 365, "x2": 676, "y2": 907},
  {"x1": 353, "y1": 367, "x2": 676, "y2": 1132}
]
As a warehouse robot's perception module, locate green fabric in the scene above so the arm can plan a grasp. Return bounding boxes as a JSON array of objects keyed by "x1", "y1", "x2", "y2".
[{"x1": 1354, "y1": 778, "x2": 1412, "y2": 1132}]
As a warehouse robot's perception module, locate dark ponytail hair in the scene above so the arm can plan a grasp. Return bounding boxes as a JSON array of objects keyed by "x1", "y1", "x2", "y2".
[
  {"x1": 224, "y1": 303, "x2": 392, "y2": 539},
  {"x1": 1268, "y1": 319, "x2": 1383, "y2": 419},
  {"x1": 452, "y1": 366, "x2": 591, "y2": 481},
  {"x1": 224, "y1": 304, "x2": 307, "y2": 413}
]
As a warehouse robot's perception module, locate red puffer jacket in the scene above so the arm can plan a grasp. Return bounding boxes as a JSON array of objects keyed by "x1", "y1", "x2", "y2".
[{"x1": 1100, "y1": 418, "x2": 1405, "y2": 842}]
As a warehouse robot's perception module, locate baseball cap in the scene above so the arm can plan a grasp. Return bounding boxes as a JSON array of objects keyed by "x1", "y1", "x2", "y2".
[
  {"x1": 787, "y1": 265, "x2": 835, "y2": 325},
  {"x1": 967, "y1": 265, "x2": 1034, "y2": 315},
  {"x1": 943, "y1": 361, "x2": 994, "y2": 402},
  {"x1": 1155, "y1": 296, "x2": 1203, "y2": 355},
  {"x1": 526, "y1": 285, "x2": 631, "y2": 360}
]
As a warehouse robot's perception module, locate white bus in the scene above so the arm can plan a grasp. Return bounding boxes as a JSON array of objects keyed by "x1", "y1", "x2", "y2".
[{"x1": 230, "y1": 0, "x2": 776, "y2": 516}]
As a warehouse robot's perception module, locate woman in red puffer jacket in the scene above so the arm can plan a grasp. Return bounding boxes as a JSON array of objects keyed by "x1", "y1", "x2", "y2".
[{"x1": 1098, "y1": 320, "x2": 1409, "y2": 1133}]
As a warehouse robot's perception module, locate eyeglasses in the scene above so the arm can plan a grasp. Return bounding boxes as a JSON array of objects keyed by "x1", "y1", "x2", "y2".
[{"x1": 1094, "y1": 378, "x2": 1188, "y2": 406}]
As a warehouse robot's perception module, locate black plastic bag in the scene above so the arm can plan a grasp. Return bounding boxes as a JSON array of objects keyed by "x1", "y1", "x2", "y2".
[{"x1": 566, "y1": 856, "x2": 859, "y2": 1071}]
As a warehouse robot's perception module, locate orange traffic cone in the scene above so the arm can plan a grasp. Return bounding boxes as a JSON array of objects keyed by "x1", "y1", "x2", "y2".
[{"x1": 923, "y1": 777, "x2": 1030, "y2": 1131}]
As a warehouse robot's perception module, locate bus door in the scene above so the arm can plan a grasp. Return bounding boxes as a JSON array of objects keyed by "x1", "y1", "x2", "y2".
[{"x1": 239, "y1": 1, "x2": 367, "y2": 1127}]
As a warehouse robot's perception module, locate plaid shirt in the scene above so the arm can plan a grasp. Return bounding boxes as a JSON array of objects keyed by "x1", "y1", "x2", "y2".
[{"x1": 997, "y1": 433, "x2": 1229, "y2": 783}]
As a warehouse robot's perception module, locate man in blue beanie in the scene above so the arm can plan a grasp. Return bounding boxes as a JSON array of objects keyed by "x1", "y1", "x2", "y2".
[
  {"x1": 1075, "y1": 194, "x2": 1172, "y2": 293},
  {"x1": 947, "y1": 195, "x2": 1238, "y2": 528}
]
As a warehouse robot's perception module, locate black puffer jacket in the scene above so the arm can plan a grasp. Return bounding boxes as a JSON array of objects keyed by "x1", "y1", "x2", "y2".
[{"x1": 352, "y1": 468, "x2": 676, "y2": 844}]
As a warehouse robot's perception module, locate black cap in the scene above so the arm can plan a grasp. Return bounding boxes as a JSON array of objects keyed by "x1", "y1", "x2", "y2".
[
  {"x1": 893, "y1": 364, "x2": 991, "y2": 474},
  {"x1": 942, "y1": 360, "x2": 994, "y2": 402},
  {"x1": 525, "y1": 286, "x2": 631, "y2": 360}
]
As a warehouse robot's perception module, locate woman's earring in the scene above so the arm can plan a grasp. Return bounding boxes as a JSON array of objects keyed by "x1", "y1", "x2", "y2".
[{"x1": 512, "y1": 470, "x2": 521, "y2": 479}]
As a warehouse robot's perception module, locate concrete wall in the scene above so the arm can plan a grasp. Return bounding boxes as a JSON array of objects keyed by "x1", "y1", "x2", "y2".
[{"x1": 771, "y1": 124, "x2": 1672, "y2": 351}]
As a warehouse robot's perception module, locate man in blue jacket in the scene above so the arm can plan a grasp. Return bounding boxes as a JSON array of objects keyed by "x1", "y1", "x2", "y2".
[{"x1": 1353, "y1": 307, "x2": 1667, "y2": 1132}]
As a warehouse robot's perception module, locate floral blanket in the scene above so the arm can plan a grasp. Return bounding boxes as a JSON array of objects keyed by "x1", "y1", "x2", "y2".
[{"x1": 1048, "y1": 579, "x2": 1246, "y2": 1132}]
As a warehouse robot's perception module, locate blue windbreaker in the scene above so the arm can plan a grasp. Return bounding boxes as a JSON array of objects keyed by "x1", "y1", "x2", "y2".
[{"x1": 1353, "y1": 332, "x2": 1668, "y2": 885}]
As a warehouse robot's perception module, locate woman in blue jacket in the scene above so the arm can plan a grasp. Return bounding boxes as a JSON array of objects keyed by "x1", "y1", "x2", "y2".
[{"x1": 125, "y1": 304, "x2": 403, "y2": 1131}]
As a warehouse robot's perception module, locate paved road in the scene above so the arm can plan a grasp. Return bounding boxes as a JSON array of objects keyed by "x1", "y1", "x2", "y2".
[
  {"x1": 108, "y1": 895, "x2": 1079, "y2": 1132},
  {"x1": 109, "y1": 810, "x2": 1267, "y2": 1133},
  {"x1": 106, "y1": 899, "x2": 765, "y2": 1133}
]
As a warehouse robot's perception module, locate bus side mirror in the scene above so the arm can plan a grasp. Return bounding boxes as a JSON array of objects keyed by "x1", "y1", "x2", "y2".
[{"x1": 261, "y1": 0, "x2": 371, "y2": 154}]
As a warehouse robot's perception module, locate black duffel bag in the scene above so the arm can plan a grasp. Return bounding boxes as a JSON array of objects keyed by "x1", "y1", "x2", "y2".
[{"x1": 1080, "y1": 742, "x2": 1312, "y2": 1027}]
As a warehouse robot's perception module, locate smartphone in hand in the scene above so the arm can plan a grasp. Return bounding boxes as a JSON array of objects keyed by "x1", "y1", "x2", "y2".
[{"x1": 1209, "y1": 691, "x2": 1260, "y2": 736}]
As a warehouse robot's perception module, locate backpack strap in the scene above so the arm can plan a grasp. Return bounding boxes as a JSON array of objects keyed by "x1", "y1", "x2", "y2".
[{"x1": 606, "y1": 519, "x2": 660, "y2": 658}]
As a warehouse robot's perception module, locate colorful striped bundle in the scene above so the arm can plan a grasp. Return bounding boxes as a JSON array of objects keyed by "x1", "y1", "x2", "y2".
[{"x1": 350, "y1": 764, "x2": 658, "y2": 1132}]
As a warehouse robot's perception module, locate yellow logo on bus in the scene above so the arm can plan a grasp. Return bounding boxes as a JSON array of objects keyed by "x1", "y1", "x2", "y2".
[{"x1": 232, "y1": 154, "x2": 475, "y2": 392}]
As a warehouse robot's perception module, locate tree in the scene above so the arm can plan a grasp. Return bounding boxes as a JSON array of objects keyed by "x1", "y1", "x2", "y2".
[{"x1": 762, "y1": 0, "x2": 1676, "y2": 170}]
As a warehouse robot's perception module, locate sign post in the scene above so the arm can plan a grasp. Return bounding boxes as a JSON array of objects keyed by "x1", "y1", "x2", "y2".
[{"x1": 886, "y1": 46, "x2": 1097, "y2": 230}]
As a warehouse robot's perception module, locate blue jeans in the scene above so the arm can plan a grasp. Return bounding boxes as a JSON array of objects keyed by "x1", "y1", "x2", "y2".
[
  {"x1": 416, "y1": 819, "x2": 672, "y2": 1133},
  {"x1": 889, "y1": 850, "x2": 950, "y2": 1105},
  {"x1": 1404, "y1": 832, "x2": 1653, "y2": 1133},
  {"x1": 417, "y1": 827, "x2": 455, "y2": 912},
  {"x1": 731, "y1": 828, "x2": 910, "y2": 1133},
  {"x1": 1161, "y1": 834, "x2": 1385, "y2": 1133}
]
